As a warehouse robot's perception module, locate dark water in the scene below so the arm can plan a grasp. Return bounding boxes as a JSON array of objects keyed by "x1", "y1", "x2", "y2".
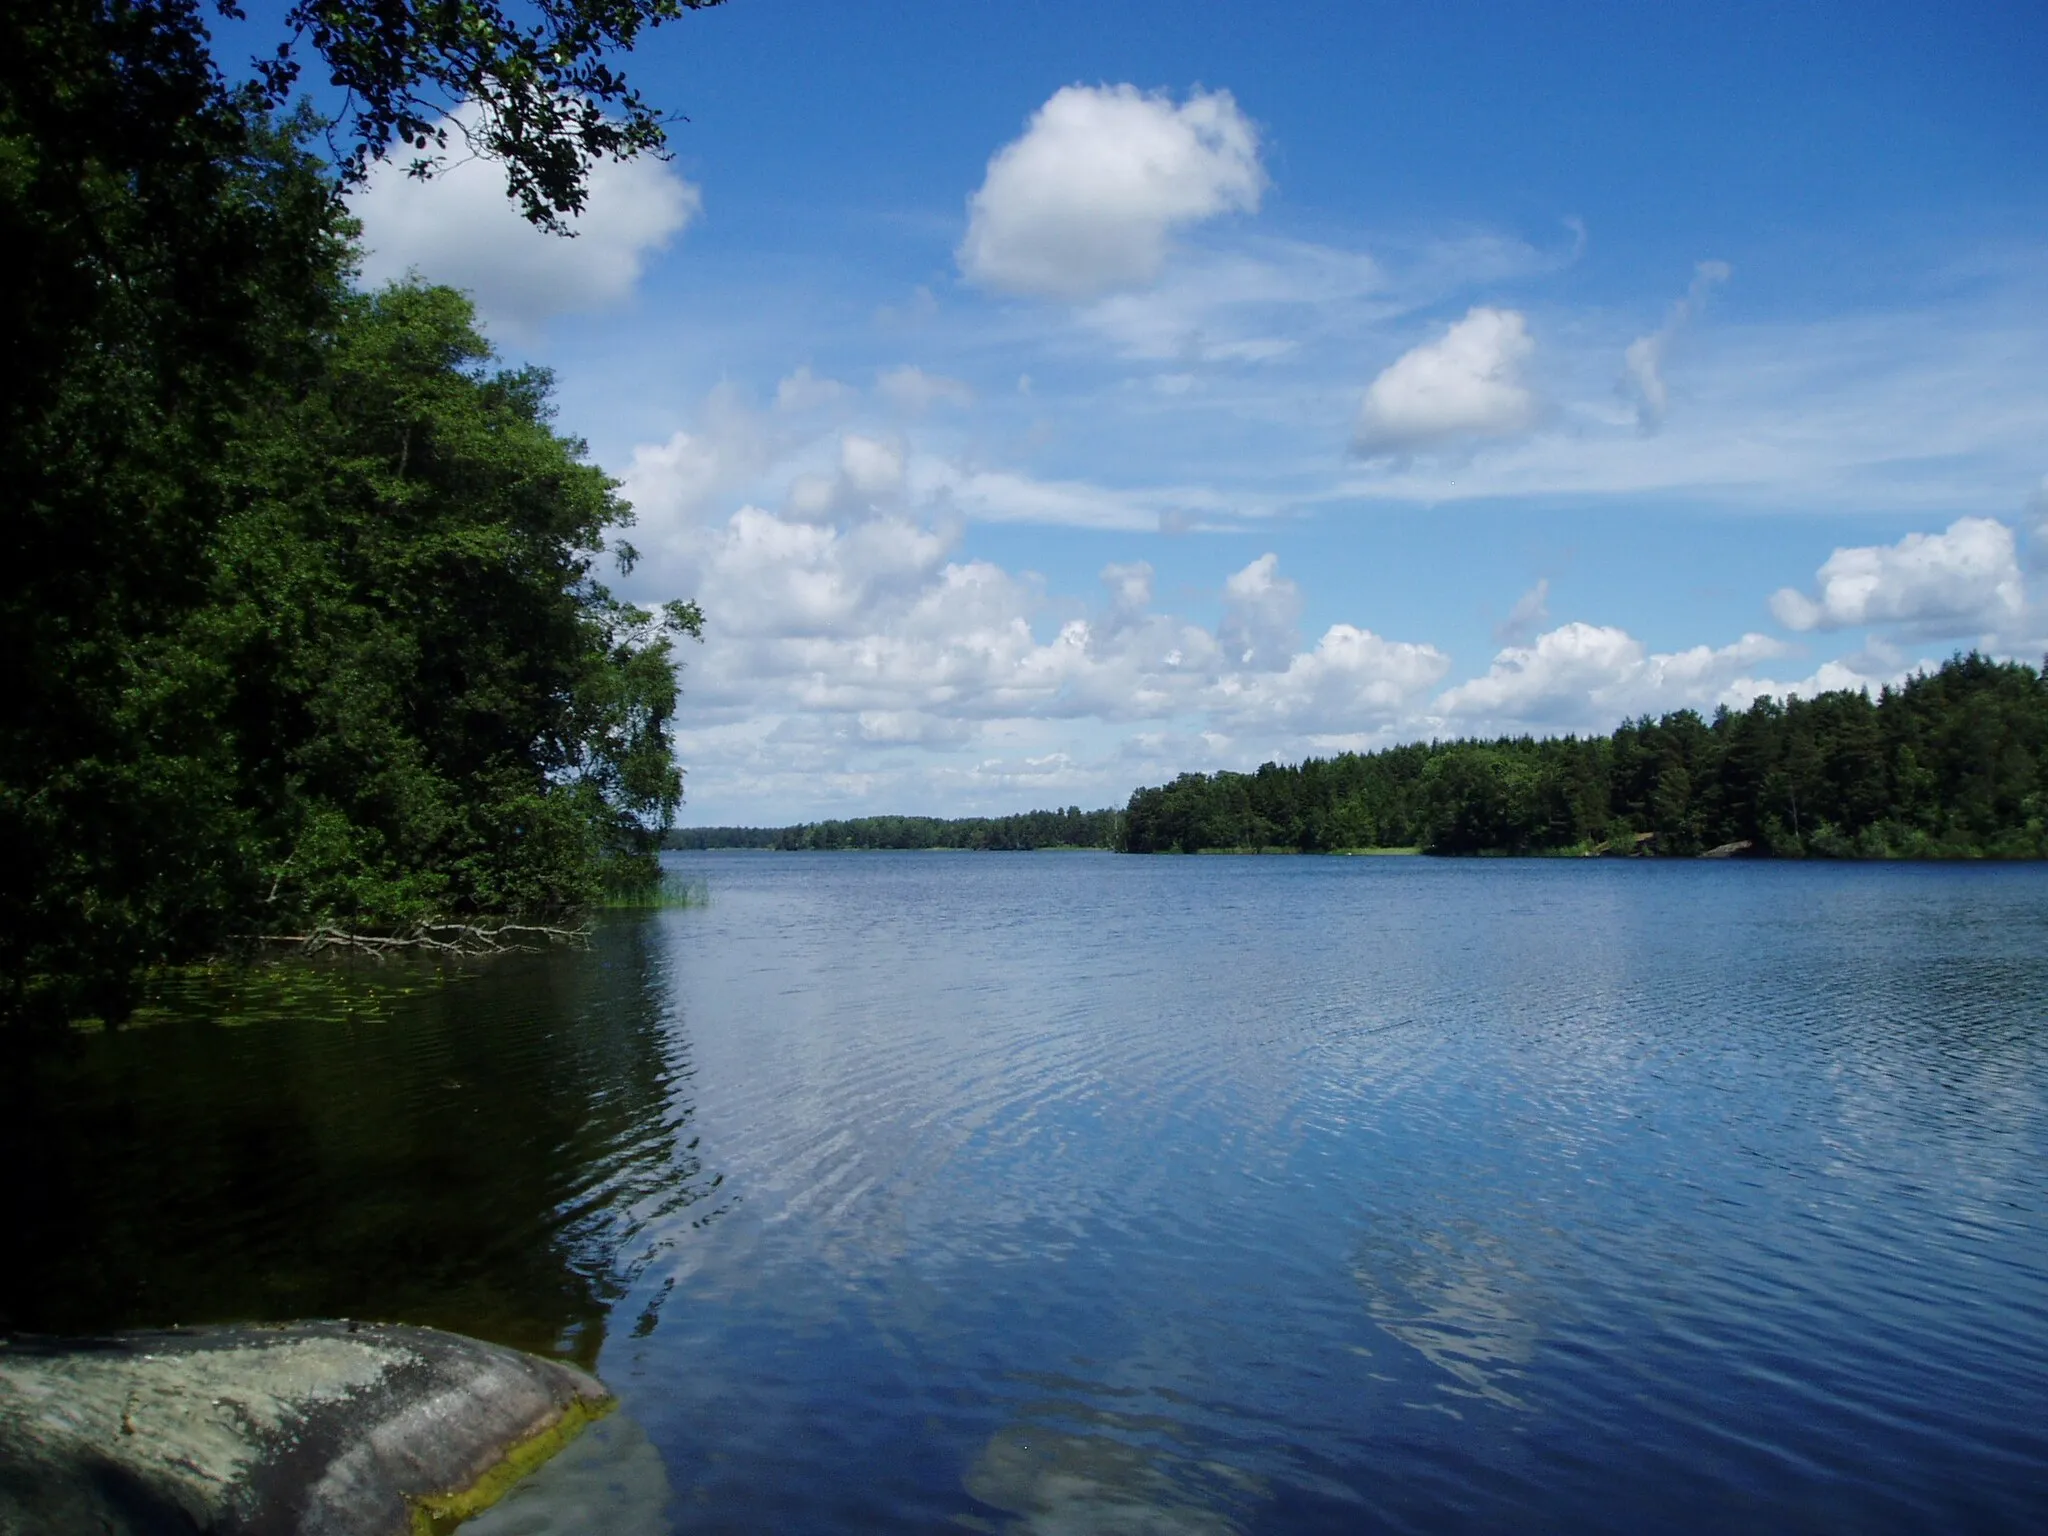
[{"x1": 9, "y1": 854, "x2": 2048, "y2": 1532}]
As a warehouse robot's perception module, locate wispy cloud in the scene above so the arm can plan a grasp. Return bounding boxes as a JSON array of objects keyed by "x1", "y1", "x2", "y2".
[{"x1": 1623, "y1": 259, "x2": 1731, "y2": 432}]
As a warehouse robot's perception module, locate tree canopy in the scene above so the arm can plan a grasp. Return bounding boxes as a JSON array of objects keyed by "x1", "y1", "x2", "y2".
[
  {"x1": 2, "y1": 1, "x2": 710, "y2": 1024},
  {"x1": 1120, "y1": 655, "x2": 2048, "y2": 859}
]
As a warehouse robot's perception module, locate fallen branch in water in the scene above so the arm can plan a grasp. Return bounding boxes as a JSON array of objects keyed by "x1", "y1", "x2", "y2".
[{"x1": 244, "y1": 921, "x2": 591, "y2": 958}]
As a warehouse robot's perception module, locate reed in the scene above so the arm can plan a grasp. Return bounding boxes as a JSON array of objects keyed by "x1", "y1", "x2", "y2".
[{"x1": 599, "y1": 872, "x2": 710, "y2": 910}]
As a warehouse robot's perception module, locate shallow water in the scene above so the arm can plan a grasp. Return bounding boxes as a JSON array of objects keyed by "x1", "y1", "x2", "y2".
[{"x1": 9, "y1": 853, "x2": 2048, "y2": 1531}]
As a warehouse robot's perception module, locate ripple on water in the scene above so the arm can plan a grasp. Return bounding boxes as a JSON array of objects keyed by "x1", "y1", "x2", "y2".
[{"x1": 12, "y1": 854, "x2": 2048, "y2": 1532}]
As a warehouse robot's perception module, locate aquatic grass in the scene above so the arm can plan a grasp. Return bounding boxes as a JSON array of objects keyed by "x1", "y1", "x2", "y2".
[{"x1": 598, "y1": 872, "x2": 709, "y2": 910}]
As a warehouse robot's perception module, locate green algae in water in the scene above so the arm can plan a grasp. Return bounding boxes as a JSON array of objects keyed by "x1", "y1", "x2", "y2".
[{"x1": 125, "y1": 955, "x2": 470, "y2": 1031}]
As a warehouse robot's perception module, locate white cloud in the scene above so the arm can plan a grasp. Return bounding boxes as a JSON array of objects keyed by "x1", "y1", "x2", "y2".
[
  {"x1": 959, "y1": 85, "x2": 1265, "y2": 300},
  {"x1": 775, "y1": 366, "x2": 853, "y2": 413},
  {"x1": 1623, "y1": 260, "x2": 1731, "y2": 431},
  {"x1": 1435, "y1": 622, "x2": 1790, "y2": 733},
  {"x1": 1354, "y1": 307, "x2": 1541, "y2": 457},
  {"x1": 929, "y1": 469, "x2": 1165, "y2": 532},
  {"x1": 1075, "y1": 242, "x2": 1375, "y2": 362},
  {"x1": 1101, "y1": 561, "x2": 1155, "y2": 618},
  {"x1": 351, "y1": 109, "x2": 699, "y2": 339},
  {"x1": 840, "y1": 435, "x2": 906, "y2": 501},
  {"x1": 1207, "y1": 623, "x2": 1450, "y2": 734},
  {"x1": 1768, "y1": 517, "x2": 2025, "y2": 635},
  {"x1": 1217, "y1": 553, "x2": 1302, "y2": 669},
  {"x1": 675, "y1": 505, "x2": 953, "y2": 642},
  {"x1": 617, "y1": 390, "x2": 772, "y2": 532},
  {"x1": 1335, "y1": 291, "x2": 2048, "y2": 513},
  {"x1": 856, "y1": 710, "x2": 976, "y2": 746},
  {"x1": 877, "y1": 366, "x2": 974, "y2": 413},
  {"x1": 614, "y1": 441, "x2": 1451, "y2": 807},
  {"x1": 781, "y1": 433, "x2": 909, "y2": 523}
]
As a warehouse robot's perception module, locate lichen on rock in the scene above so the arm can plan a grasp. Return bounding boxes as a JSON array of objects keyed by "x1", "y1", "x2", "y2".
[{"x1": 0, "y1": 1321, "x2": 612, "y2": 1535}]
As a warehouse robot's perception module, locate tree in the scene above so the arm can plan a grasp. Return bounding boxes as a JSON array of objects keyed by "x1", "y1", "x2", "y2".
[
  {"x1": 2, "y1": 0, "x2": 719, "y2": 1021},
  {"x1": 250, "y1": 0, "x2": 727, "y2": 228},
  {"x1": 2, "y1": 7, "x2": 352, "y2": 1021},
  {"x1": 216, "y1": 279, "x2": 701, "y2": 929},
  {"x1": 1117, "y1": 656, "x2": 2048, "y2": 863}
]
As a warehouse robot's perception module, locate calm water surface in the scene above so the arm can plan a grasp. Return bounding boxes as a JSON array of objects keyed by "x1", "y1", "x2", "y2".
[{"x1": 8, "y1": 854, "x2": 2048, "y2": 1532}]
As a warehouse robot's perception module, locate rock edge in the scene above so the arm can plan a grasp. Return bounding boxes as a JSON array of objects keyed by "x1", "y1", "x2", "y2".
[{"x1": 0, "y1": 1320, "x2": 612, "y2": 1535}]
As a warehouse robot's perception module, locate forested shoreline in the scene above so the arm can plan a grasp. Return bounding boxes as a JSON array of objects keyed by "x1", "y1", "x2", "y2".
[
  {"x1": 667, "y1": 806, "x2": 1122, "y2": 851},
  {"x1": 1120, "y1": 655, "x2": 2048, "y2": 858},
  {"x1": 4, "y1": 3, "x2": 710, "y2": 1024},
  {"x1": 671, "y1": 657, "x2": 2048, "y2": 862}
]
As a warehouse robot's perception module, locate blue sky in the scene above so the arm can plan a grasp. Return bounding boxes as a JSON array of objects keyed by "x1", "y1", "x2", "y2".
[{"x1": 333, "y1": 0, "x2": 2048, "y2": 822}]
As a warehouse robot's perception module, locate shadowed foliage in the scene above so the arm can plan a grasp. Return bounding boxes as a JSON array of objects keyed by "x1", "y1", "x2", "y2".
[{"x1": 2, "y1": 1, "x2": 710, "y2": 1024}]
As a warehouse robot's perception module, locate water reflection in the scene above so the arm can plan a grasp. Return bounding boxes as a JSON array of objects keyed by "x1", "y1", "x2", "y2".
[
  {"x1": 0, "y1": 916, "x2": 719, "y2": 1369},
  {"x1": 1353, "y1": 1216, "x2": 1539, "y2": 1410},
  {"x1": 964, "y1": 1420, "x2": 1250, "y2": 1535},
  {"x1": 11, "y1": 855, "x2": 2048, "y2": 1532}
]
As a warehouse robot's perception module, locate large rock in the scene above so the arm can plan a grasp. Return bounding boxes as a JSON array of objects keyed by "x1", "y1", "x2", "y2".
[{"x1": 0, "y1": 1321, "x2": 613, "y2": 1535}]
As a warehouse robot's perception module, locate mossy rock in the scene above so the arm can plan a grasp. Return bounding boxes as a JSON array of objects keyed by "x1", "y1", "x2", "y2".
[{"x1": 0, "y1": 1320, "x2": 613, "y2": 1534}]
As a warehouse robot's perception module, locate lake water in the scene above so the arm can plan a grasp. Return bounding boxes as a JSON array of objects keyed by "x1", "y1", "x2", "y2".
[{"x1": 7, "y1": 853, "x2": 2048, "y2": 1532}]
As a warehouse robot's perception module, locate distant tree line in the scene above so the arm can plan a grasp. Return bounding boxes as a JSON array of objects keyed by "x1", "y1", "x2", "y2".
[
  {"x1": 666, "y1": 807, "x2": 1125, "y2": 851},
  {"x1": 1120, "y1": 655, "x2": 2048, "y2": 858}
]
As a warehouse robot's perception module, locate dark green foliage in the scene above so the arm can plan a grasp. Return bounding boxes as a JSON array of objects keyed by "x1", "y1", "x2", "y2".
[
  {"x1": 215, "y1": 279, "x2": 701, "y2": 930},
  {"x1": 2, "y1": 5, "x2": 705, "y2": 1024},
  {"x1": 666, "y1": 807, "x2": 1126, "y2": 852},
  {"x1": 2, "y1": 3, "x2": 351, "y2": 1022},
  {"x1": 1121, "y1": 656, "x2": 2048, "y2": 859}
]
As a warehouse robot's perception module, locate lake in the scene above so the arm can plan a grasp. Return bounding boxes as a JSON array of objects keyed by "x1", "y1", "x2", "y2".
[{"x1": 7, "y1": 852, "x2": 2048, "y2": 1532}]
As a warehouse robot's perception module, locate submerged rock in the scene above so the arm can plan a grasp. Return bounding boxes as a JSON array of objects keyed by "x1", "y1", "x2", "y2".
[{"x1": 0, "y1": 1320, "x2": 612, "y2": 1535}]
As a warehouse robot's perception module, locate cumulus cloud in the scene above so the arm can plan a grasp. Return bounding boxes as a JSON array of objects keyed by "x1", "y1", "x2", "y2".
[
  {"x1": 784, "y1": 434, "x2": 909, "y2": 522},
  {"x1": 662, "y1": 504, "x2": 952, "y2": 642},
  {"x1": 614, "y1": 430, "x2": 1449, "y2": 793},
  {"x1": 1354, "y1": 307, "x2": 1541, "y2": 457},
  {"x1": 1436, "y1": 622, "x2": 1789, "y2": 732},
  {"x1": 617, "y1": 389, "x2": 772, "y2": 532},
  {"x1": 959, "y1": 84, "x2": 1265, "y2": 300},
  {"x1": 840, "y1": 435, "x2": 906, "y2": 500},
  {"x1": 1100, "y1": 561, "x2": 1155, "y2": 620},
  {"x1": 1208, "y1": 623, "x2": 1451, "y2": 734},
  {"x1": 1768, "y1": 517, "x2": 2025, "y2": 635},
  {"x1": 351, "y1": 109, "x2": 699, "y2": 339},
  {"x1": 1217, "y1": 553, "x2": 1302, "y2": 669},
  {"x1": 775, "y1": 366, "x2": 853, "y2": 413},
  {"x1": 1623, "y1": 260, "x2": 1730, "y2": 431}
]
